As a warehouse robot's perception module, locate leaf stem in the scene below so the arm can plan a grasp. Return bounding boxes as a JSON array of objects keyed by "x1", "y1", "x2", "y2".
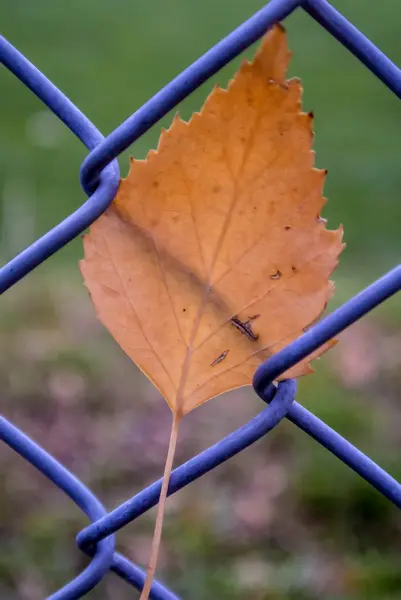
[{"x1": 139, "y1": 411, "x2": 181, "y2": 600}]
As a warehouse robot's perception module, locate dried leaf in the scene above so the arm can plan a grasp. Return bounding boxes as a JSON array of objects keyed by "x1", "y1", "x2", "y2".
[
  {"x1": 80, "y1": 25, "x2": 344, "y2": 598},
  {"x1": 80, "y1": 25, "x2": 343, "y2": 417}
]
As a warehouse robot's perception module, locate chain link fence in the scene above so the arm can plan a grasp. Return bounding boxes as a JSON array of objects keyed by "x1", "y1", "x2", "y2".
[{"x1": 1, "y1": 1, "x2": 400, "y2": 598}]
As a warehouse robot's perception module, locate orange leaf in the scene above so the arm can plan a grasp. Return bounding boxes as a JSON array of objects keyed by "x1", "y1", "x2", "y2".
[
  {"x1": 80, "y1": 25, "x2": 343, "y2": 417},
  {"x1": 80, "y1": 25, "x2": 344, "y2": 598}
]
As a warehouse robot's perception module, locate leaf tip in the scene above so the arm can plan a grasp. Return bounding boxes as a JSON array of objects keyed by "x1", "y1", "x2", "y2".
[
  {"x1": 253, "y1": 23, "x2": 292, "y2": 84},
  {"x1": 274, "y1": 21, "x2": 287, "y2": 35}
]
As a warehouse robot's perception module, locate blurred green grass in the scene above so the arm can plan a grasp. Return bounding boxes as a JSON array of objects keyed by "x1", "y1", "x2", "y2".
[
  {"x1": 1, "y1": 1, "x2": 401, "y2": 599},
  {"x1": 1, "y1": 0, "x2": 401, "y2": 274}
]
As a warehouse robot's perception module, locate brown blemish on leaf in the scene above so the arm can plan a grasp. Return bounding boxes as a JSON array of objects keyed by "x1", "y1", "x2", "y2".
[
  {"x1": 231, "y1": 315, "x2": 259, "y2": 341},
  {"x1": 210, "y1": 349, "x2": 229, "y2": 367},
  {"x1": 270, "y1": 270, "x2": 282, "y2": 280}
]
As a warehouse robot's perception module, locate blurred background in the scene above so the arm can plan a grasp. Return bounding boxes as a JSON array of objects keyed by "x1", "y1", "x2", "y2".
[{"x1": 1, "y1": 1, "x2": 400, "y2": 598}]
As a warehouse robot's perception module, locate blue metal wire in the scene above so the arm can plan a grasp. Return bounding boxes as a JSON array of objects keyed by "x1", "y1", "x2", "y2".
[
  {"x1": 0, "y1": 37, "x2": 120, "y2": 294},
  {"x1": 76, "y1": 382, "x2": 291, "y2": 551},
  {"x1": 0, "y1": 417, "x2": 179, "y2": 600},
  {"x1": 286, "y1": 402, "x2": 401, "y2": 507},
  {"x1": 79, "y1": 0, "x2": 302, "y2": 196},
  {"x1": 304, "y1": 0, "x2": 401, "y2": 98},
  {"x1": 76, "y1": 377, "x2": 400, "y2": 553},
  {"x1": 0, "y1": 417, "x2": 115, "y2": 600},
  {"x1": 253, "y1": 266, "x2": 401, "y2": 394},
  {"x1": 1, "y1": 0, "x2": 400, "y2": 598}
]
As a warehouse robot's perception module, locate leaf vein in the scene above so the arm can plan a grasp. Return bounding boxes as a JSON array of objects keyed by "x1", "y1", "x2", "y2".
[{"x1": 100, "y1": 232, "x2": 176, "y2": 391}]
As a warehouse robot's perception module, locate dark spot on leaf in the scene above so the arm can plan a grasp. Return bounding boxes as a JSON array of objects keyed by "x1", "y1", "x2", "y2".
[
  {"x1": 210, "y1": 350, "x2": 229, "y2": 367},
  {"x1": 308, "y1": 110, "x2": 314, "y2": 119},
  {"x1": 182, "y1": 308, "x2": 186, "y2": 312},
  {"x1": 231, "y1": 316, "x2": 259, "y2": 341},
  {"x1": 292, "y1": 266, "x2": 297, "y2": 272},
  {"x1": 152, "y1": 180, "x2": 159, "y2": 188},
  {"x1": 278, "y1": 120, "x2": 291, "y2": 135},
  {"x1": 270, "y1": 270, "x2": 281, "y2": 280},
  {"x1": 284, "y1": 225, "x2": 291, "y2": 230},
  {"x1": 212, "y1": 184, "x2": 221, "y2": 193}
]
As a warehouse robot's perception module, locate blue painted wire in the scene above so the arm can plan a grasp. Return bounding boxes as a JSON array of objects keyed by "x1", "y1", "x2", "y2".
[
  {"x1": 0, "y1": 37, "x2": 103, "y2": 149},
  {"x1": 305, "y1": 0, "x2": 401, "y2": 98},
  {"x1": 79, "y1": 0, "x2": 302, "y2": 195},
  {"x1": 111, "y1": 553, "x2": 180, "y2": 600},
  {"x1": 287, "y1": 402, "x2": 401, "y2": 507},
  {"x1": 1, "y1": 0, "x2": 401, "y2": 597},
  {"x1": 77, "y1": 374, "x2": 400, "y2": 555},
  {"x1": 253, "y1": 265, "x2": 401, "y2": 394},
  {"x1": 0, "y1": 417, "x2": 115, "y2": 599},
  {"x1": 0, "y1": 36, "x2": 120, "y2": 294},
  {"x1": 0, "y1": 417, "x2": 180, "y2": 600},
  {"x1": 76, "y1": 381, "x2": 293, "y2": 550},
  {"x1": 0, "y1": 168, "x2": 118, "y2": 294}
]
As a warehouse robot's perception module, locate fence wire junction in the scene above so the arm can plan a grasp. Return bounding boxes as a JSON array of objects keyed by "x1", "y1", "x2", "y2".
[{"x1": 1, "y1": 1, "x2": 401, "y2": 599}]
